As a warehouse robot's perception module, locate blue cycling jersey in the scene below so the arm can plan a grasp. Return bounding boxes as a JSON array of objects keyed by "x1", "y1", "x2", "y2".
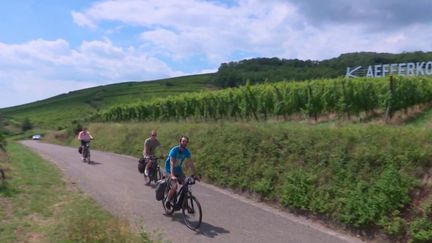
[{"x1": 165, "y1": 145, "x2": 191, "y2": 175}]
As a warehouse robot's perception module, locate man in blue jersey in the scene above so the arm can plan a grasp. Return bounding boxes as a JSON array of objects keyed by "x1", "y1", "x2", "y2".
[{"x1": 164, "y1": 135, "x2": 198, "y2": 209}]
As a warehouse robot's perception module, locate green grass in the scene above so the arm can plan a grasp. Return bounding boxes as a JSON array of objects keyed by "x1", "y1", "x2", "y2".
[
  {"x1": 0, "y1": 73, "x2": 214, "y2": 129},
  {"x1": 0, "y1": 142, "x2": 153, "y2": 243},
  {"x1": 404, "y1": 105, "x2": 432, "y2": 128}
]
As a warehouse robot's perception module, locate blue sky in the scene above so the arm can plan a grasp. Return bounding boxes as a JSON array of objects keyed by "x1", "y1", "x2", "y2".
[{"x1": 1, "y1": 0, "x2": 432, "y2": 108}]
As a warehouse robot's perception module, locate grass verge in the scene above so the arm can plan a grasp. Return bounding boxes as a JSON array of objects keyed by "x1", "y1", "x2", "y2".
[{"x1": 0, "y1": 142, "x2": 153, "y2": 243}]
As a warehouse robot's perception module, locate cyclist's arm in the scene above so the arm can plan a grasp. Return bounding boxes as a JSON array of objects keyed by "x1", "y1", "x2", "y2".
[
  {"x1": 185, "y1": 158, "x2": 197, "y2": 176},
  {"x1": 143, "y1": 141, "x2": 150, "y2": 158},
  {"x1": 157, "y1": 146, "x2": 165, "y2": 158},
  {"x1": 170, "y1": 156, "x2": 176, "y2": 178}
]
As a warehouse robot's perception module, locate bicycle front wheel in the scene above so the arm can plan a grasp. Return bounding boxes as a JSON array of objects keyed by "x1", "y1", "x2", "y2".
[
  {"x1": 143, "y1": 173, "x2": 151, "y2": 185},
  {"x1": 156, "y1": 167, "x2": 163, "y2": 181},
  {"x1": 182, "y1": 195, "x2": 202, "y2": 230},
  {"x1": 162, "y1": 184, "x2": 175, "y2": 215}
]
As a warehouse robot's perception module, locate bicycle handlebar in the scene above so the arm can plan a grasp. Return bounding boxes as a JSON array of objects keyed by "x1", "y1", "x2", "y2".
[
  {"x1": 186, "y1": 177, "x2": 196, "y2": 185},
  {"x1": 148, "y1": 155, "x2": 165, "y2": 160},
  {"x1": 187, "y1": 175, "x2": 200, "y2": 184}
]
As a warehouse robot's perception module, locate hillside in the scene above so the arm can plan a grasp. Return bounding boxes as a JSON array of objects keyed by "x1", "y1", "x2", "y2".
[
  {"x1": 2, "y1": 50, "x2": 432, "y2": 130},
  {"x1": 0, "y1": 74, "x2": 214, "y2": 128}
]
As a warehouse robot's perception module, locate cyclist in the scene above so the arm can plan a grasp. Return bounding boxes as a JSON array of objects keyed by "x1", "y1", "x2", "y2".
[
  {"x1": 143, "y1": 130, "x2": 162, "y2": 176},
  {"x1": 164, "y1": 135, "x2": 198, "y2": 209},
  {"x1": 77, "y1": 127, "x2": 93, "y2": 160}
]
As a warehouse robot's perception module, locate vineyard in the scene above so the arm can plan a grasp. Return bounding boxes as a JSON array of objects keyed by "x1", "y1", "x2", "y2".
[{"x1": 96, "y1": 76, "x2": 432, "y2": 122}]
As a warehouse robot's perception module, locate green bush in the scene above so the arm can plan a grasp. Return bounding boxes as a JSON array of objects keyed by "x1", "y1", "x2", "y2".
[
  {"x1": 410, "y1": 218, "x2": 432, "y2": 242},
  {"x1": 21, "y1": 117, "x2": 33, "y2": 131},
  {"x1": 68, "y1": 120, "x2": 82, "y2": 136},
  {"x1": 378, "y1": 213, "x2": 406, "y2": 236},
  {"x1": 252, "y1": 166, "x2": 278, "y2": 198},
  {"x1": 280, "y1": 169, "x2": 316, "y2": 209},
  {"x1": 0, "y1": 132, "x2": 6, "y2": 151}
]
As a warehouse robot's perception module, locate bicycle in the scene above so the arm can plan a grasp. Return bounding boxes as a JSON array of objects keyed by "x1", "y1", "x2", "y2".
[
  {"x1": 81, "y1": 142, "x2": 92, "y2": 164},
  {"x1": 143, "y1": 156, "x2": 163, "y2": 185},
  {"x1": 162, "y1": 176, "x2": 202, "y2": 230}
]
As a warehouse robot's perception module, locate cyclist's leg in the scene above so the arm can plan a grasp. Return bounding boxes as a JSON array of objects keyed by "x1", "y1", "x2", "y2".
[
  {"x1": 167, "y1": 175, "x2": 178, "y2": 203},
  {"x1": 80, "y1": 140, "x2": 86, "y2": 159},
  {"x1": 86, "y1": 141, "x2": 91, "y2": 160},
  {"x1": 144, "y1": 157, "x2": 153, "y2": 176}
]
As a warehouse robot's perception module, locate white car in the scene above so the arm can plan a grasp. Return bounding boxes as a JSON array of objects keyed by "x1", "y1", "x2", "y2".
[{"x1": 32, "y1": 134, "x2": 42, "y2": 140}]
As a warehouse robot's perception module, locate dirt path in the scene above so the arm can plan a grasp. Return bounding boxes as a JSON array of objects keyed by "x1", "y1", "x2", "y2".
[{"x1": 21, "y1": 140, "x2": 363, "y2": 243}]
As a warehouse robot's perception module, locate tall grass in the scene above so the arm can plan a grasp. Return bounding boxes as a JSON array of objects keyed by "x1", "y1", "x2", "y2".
[{"x1": 0, "y1": 142, "x2": 153, "y2": 243}]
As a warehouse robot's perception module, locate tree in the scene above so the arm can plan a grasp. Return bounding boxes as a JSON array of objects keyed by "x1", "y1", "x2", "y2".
[
  {"x1": 0, "y1": 132, "x2": 6, "y2": 152},
  {"x1": 21, "y1": 117, "x2": 33, "y2": 131},
  {"x1": 211, "y1": 51, "x2": 432, "y2": 88}
]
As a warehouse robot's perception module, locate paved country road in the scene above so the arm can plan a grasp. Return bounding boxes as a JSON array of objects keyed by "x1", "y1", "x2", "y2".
[{"x1": 21, "y1": 140, "x2": 363, "y2": 243}]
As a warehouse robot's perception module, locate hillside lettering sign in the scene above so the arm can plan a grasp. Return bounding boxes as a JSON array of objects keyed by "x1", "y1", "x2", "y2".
[{"x1": 346, "y1": 61, "x2": 432, "y2": 78}]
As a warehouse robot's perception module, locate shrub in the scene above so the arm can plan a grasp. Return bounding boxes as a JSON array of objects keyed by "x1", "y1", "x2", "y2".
[
  {"x1": 0, "y1": 132, "x2": 6, "y2": 152},
  {"x1": 410, "y1": 218, "x2": 432, "y2": 242},
  {"x1": 280, "y1": 169, "x2": 316, "y2": 209},
  {"x1": 68, "y1": 121, "x2": 82, "y2": 136},
  {"x1": 378, "y1": 213, "x2": 406, "y2": 236},
  {"x1": 21, "y1": 117, "x2": 33, "y2": 131}
]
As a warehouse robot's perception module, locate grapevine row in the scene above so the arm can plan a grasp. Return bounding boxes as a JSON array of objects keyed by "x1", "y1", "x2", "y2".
[{"x1": 95, "y1": 76, "x2": 432, "y2": 122}]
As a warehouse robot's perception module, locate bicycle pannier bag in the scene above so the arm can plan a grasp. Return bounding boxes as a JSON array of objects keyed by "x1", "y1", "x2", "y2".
[
  {"x1": 138, "y1": 158, "x2": 146, "y2": 174},
  {"x1": 155, "y1": 179, "x2": 167, "y2": 201}
]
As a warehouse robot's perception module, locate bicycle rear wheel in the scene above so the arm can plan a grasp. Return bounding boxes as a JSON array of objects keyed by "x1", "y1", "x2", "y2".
[
  {"x1": 82, "y1": 148, "x2": 89, "y2": 163},
  {"x1": 182, "y1": 195, "x2": 202, "y2": 230},
  {"x1": 145, "y1": 165, "x2": 162, "y2": 185}
]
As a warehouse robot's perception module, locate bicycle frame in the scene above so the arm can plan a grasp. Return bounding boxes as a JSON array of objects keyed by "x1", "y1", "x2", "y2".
[
  {"x1": 162, "y1": 176, "x2": 202, "y2": 230},
  {"x1": 170, "y1": 177, "x2": 195, "y2": 211},
  {"x1": 144, "y1": 157, "x2": 163, "y2": 185},
  {"x1": 148, "y1": 158, "x2": 159, "y2": 179},
  {"x1": 82, "y1": 143, "x2": 91, "y2": 163}
]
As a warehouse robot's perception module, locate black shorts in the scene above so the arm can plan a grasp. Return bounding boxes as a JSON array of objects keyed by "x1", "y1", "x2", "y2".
[
  {"x1": 80, "y1": 140, "x2": 90, "y2": 146},
  {"x1": 165, "y1": 171, "x2": 186, "y2": 186}
]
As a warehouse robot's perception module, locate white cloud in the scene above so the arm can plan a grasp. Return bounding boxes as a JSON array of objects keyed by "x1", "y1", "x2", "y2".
[
  {"x1": 72, "y1": 0, "x2": 301, "y2": 63},
  {"x1": 71, "y1": 11, "x2": 97, "y2": 28},
  {"x1": 0, "y1": 78, "x2": 95, "y2": 108},
  {"x1": 72, "y1": 0, "x2": 432, "y2": 62},
  {"x1": 0, "y1": 38, "x2": 179, "y2": 108}
]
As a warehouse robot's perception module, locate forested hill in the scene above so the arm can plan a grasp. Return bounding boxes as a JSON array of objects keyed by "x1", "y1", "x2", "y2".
[{"x1": 212, "y1": 51, "x2": 432, "y2": 87}]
